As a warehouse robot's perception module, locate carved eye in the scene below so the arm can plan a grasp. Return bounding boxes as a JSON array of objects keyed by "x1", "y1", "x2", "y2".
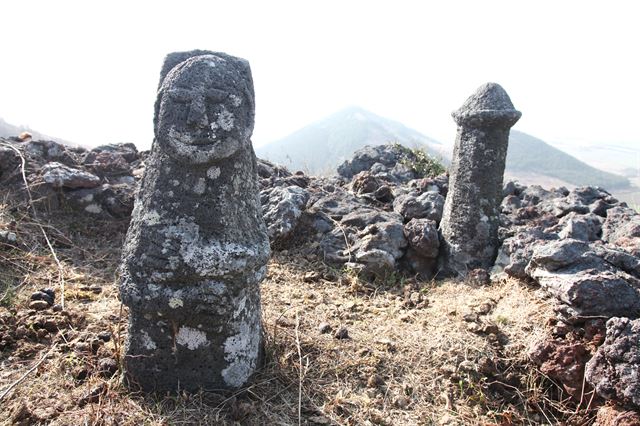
[
  {"x1": 167, "y1": 89, "x2": 193, "y2": 103},
  {"x1": 205, "y1": 89, "x2": 228, "y2": 103}
]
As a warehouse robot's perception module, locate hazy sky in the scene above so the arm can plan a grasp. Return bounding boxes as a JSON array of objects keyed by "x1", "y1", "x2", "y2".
[{"x1": 1, "y1": 1, "x2": 638, "y2": 150}]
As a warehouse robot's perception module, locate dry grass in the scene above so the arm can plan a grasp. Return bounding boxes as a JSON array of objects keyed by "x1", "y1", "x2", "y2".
[{"x1": 0, "y1": 200, "x2": 599, "y2": 425}]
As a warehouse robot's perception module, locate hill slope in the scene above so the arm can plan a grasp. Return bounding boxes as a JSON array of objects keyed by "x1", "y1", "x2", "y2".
[
  {"x1": 256, "y1": 106, "x2": 445, "y2": 175},
  {"x1": 0, "y1": 116, "x2": 72, "y2": 145},
  {"x1": 506, "y1": 131, "x2": 630, "y2": 189}
]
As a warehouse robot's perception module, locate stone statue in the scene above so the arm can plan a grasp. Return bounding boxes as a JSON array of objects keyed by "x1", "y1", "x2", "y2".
[
  {"x1": 119, "y1": 52, "x2": 270, "y2": 392},
  {"x1": 439, "y1": 82, "x2": 521, "y2": 277}
]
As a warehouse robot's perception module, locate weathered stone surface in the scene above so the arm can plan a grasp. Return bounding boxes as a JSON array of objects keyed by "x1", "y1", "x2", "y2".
[
  {"x1": 261, "y1": 185, "x2": 309, "y2": 243},
  {"x1": 556, "y1": 212, "x2": 602, "y2": 241},
  {"x1": 403, "y1": 218, "x2": 439, "y2": 259},
  {"x1": 65, "y1": 183, "x2": 135, "y2": 218},
  {"x1": 393, "y1": 191, "x2": 444, "y2": 223},
  {"x1": 119, "y1": 52, "x2": 269, "y2": 392},
  {"x1": 24, "y1": 140, "x2": 77, "y2": 166},
  {"x1": 526, "y1": 239, "x2": 640, "y2": 318},
  {"x1": 350, "y1": 171, "x2": 382, "y2": 194},
  {"x1": 586, "y1": 317, "x2": 640, "y2": 408},
  {"x1": 594, "y1": 404, "x2": 640, "y2": 426},
  {"x1": 41, "y1": 162, "x2": 101, "y2": 189},
  {"x1": 602, "y1": 206, "x2": 640, "y2": 256},
  {"x1": 0, "y1": 145, "x2": 20, "y2": 180},
  {"x1": 336, "y1": 143, "x2": 426, "y2": 184},
  {"x1": 439, "y1": 83, "x2": 521, "y2": 277},
  {"x1": 528, "y1": 339, "x2": 590, "y2": 398}
]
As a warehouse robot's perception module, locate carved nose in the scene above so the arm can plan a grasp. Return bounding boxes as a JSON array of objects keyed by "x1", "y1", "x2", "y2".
[{"x1": 187, "y1": 98, "x2": 209, "y2": 128}]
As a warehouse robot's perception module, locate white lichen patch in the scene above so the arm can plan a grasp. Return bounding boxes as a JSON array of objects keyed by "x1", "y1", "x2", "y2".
[
  {"x1": 168, "y1": 297, "x2": 184, "y2": 309},
  {"x1": 216, "y1": 108, "x2": 235, "y2": 131},
  {"x1": 84, "y1": 204, "x2": 102, "y2": 214},
  {"x1": 176, "y1": 326, "x2": 209, "y2": 350},
  {"x1": 207, "y1": 166, "x2": 221, "y2": 180},
  {"x1": 221, "y1": 309, "x2": 260, "y2": 388},
  {"x1": 229, "y1": 94, "x2": 242, "y2": 107},
  {"x1": 143, "y1": 210, "x2": 162, "y2": 225},
  {"x1": 81, "y1": 193, "x2": 94, "y2": 203},
  {"x1": 193, "y1": 178, "x2": 206, "y2": 195},
  {"x1": 233, "y1": 295, "x2": 247, "y2": 319},
  {"x1": 171, "y1": 179, "x2": 180, "y2": 187},
  {"x1": 141, "y1": 330, "x2": 157, "y2": 350},
  {"x1": 161, "y1": 218, "x2": 262, "y2": 276}
]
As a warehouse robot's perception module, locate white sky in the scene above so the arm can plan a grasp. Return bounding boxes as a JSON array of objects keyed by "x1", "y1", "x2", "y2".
[{"x1": 1, "y1": 0, "x2": 638, "y2": 150}]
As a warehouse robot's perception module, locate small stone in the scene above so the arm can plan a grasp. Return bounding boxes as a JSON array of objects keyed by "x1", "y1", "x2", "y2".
[
  {"x1": 303, "y1": 271, "x2": 321, "y2": 283},
  {"x1": 334, "y1": 327, "x2": 350, "y2": 340},
  {"x1": 467, "y1": 268, "x2": 490, "y2": 285},
  {"x1": 90, "y1": 338, "x2": 103, "y2": 354},
  {"x1": 475, "y1": 301, "x2": 494, "y2": 315},
  {"x1": 78, "y1": 383, "x2": 106, "y2": 406},
  {"x1": 28, "y1": 300, "x2": 49, "y2": 311},
  {"x1": 52, "y1": 304, "x2": 63, "y2": 312},
  {"x1": 458, "y1": 360, "x2": 476, "y2": 372},
  {"x1": 31, "y1": 291, "x2": 54, "y2": 306},
  {"x1": 96, "y1": 331, "x2": 111, "y2": 342},
  {"x1": 97, "y1": 357, "x2": 118, "y2": 378},
  {"x1": 394, "y1": 395, "x2": 410, "y2": 409},
  {"x1": 72, "y1": 366, "x2": 90, "y2": 382},
  {"x1": 367, "y1": 374, "x2": 385, "y2": 388},
  {"x1": 463, "y1": 313, "x2": 479, "y2": 322},
  {"x1": 318, "y1": 322, "x2": 332, "y2": 334},
  {"x1": 40, "y1": 288, "x2": 55, "y2": 298},
  {"x1": 482, "y1": 323, "x2": 500, "y2": 335}
]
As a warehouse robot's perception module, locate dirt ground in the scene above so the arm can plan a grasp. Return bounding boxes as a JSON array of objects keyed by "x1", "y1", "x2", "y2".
[{"x1": 0, "y1": 205, "x2": 600, "y2": 425}]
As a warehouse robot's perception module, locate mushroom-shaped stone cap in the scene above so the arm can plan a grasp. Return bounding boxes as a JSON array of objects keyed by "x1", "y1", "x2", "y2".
[{"x1": 452, "y1": 82, "x2": 521, "y2": 128}]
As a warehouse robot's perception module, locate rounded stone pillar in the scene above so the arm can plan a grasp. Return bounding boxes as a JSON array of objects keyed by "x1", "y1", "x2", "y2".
[{"x1": 439, "y1": 82, "x2": 521, "y2": 277}]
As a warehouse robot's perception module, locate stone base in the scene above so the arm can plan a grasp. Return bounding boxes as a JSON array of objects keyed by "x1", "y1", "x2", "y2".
[{"x1": 123, "y1": 287, "x2": 262, "y2": 392}]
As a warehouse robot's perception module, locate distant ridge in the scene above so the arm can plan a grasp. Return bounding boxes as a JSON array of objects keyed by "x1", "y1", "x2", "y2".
[
  {"x1": 507, "y1": 131, "x2": 630, "y2": 189},
  {"x1": 0, "y1": 116, "x2": 73, "y2": 146},
  {"x1": 256, "y1": 106, "x2": 445, "y2": 175},
  {"x1": 257, "y1": 107, "x2": 630, "y2": 190}
]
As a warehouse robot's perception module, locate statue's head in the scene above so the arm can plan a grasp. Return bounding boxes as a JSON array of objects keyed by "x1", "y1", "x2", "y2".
[{"x1": 154, "y1": 54, "x2": 255, "y2": 164}]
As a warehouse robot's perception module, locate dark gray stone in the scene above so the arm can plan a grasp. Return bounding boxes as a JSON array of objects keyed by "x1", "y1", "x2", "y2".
[
  {"x1": 24, "y1": 140, "x2": 77, "y2": 166},
  {"x1": 439, "y1": 83, "x2": 521, "y2": 277},
  {"x1": 526, "y1": 240, "x2": 640, "y2": 318},
  {"x1": 393, "y1": 191, "x2": 444, "y2": 223},
  {"x1": 586, "y1": 317, "x2": 640, "y2": 408},
  {"x1": 41, "y1": 162, "x2": 101, "y2": 189},
  {"x1": 261, "y1": 185, "x2": 309, "y2": 243},
  {"x1": 119, "y1": 52, "x2": 269, "y2": 392},
  {"x1": 491, "y1": 227, "x2": 557, "y2": 280},
  {"x1": 602, "y1": 206, "x2": 640, "y2": 256},
  {"x1": 403, "y1": 218, "x2": 439, "y2": 258},
  {"x1": 65, "y1": 183, "x2": 135, "y2": 218},
  {"x1": 556, "y1": 212, "x2": 602, "y2": 241}
]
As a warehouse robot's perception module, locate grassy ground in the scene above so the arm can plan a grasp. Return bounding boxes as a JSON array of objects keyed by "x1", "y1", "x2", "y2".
[{"x1": 0, "y1": 201, "x2": 599, "y2": 425}]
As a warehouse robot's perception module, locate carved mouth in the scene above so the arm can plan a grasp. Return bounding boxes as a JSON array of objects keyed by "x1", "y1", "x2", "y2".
[{"x1": 189, "y1": 138, "x2": 216, "y2": 146}]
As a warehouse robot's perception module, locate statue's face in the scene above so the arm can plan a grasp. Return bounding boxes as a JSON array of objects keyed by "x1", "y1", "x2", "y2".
[{"x1": 155, "y1": 55, "x2": 255, "y2": 164}]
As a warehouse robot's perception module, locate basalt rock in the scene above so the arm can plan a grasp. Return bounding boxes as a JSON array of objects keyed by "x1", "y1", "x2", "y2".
[
  {"x1": 119, "y1": 52, "x2": 269, "y2": 392},
  {"x1": 602, "y1": 206, "x2": 640, "y2": 256},
  {"x1": 439, "y1": 83, "x2": 521, "y2": 277},
  {"x1": 586, "y1": 317, "x2": 640, "y2": 408},
  {"x1": 525, "y1": 239, "x2": 640, "y2": 318}
]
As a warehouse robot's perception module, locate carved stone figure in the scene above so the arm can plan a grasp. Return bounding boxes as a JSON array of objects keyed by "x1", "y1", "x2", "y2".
[
  {"x1": 439, "y1": 83, "x2": 521, "y2": 277},
  {"x1": 119, "y1": 52, "x2": 270, "y2": 392}
]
